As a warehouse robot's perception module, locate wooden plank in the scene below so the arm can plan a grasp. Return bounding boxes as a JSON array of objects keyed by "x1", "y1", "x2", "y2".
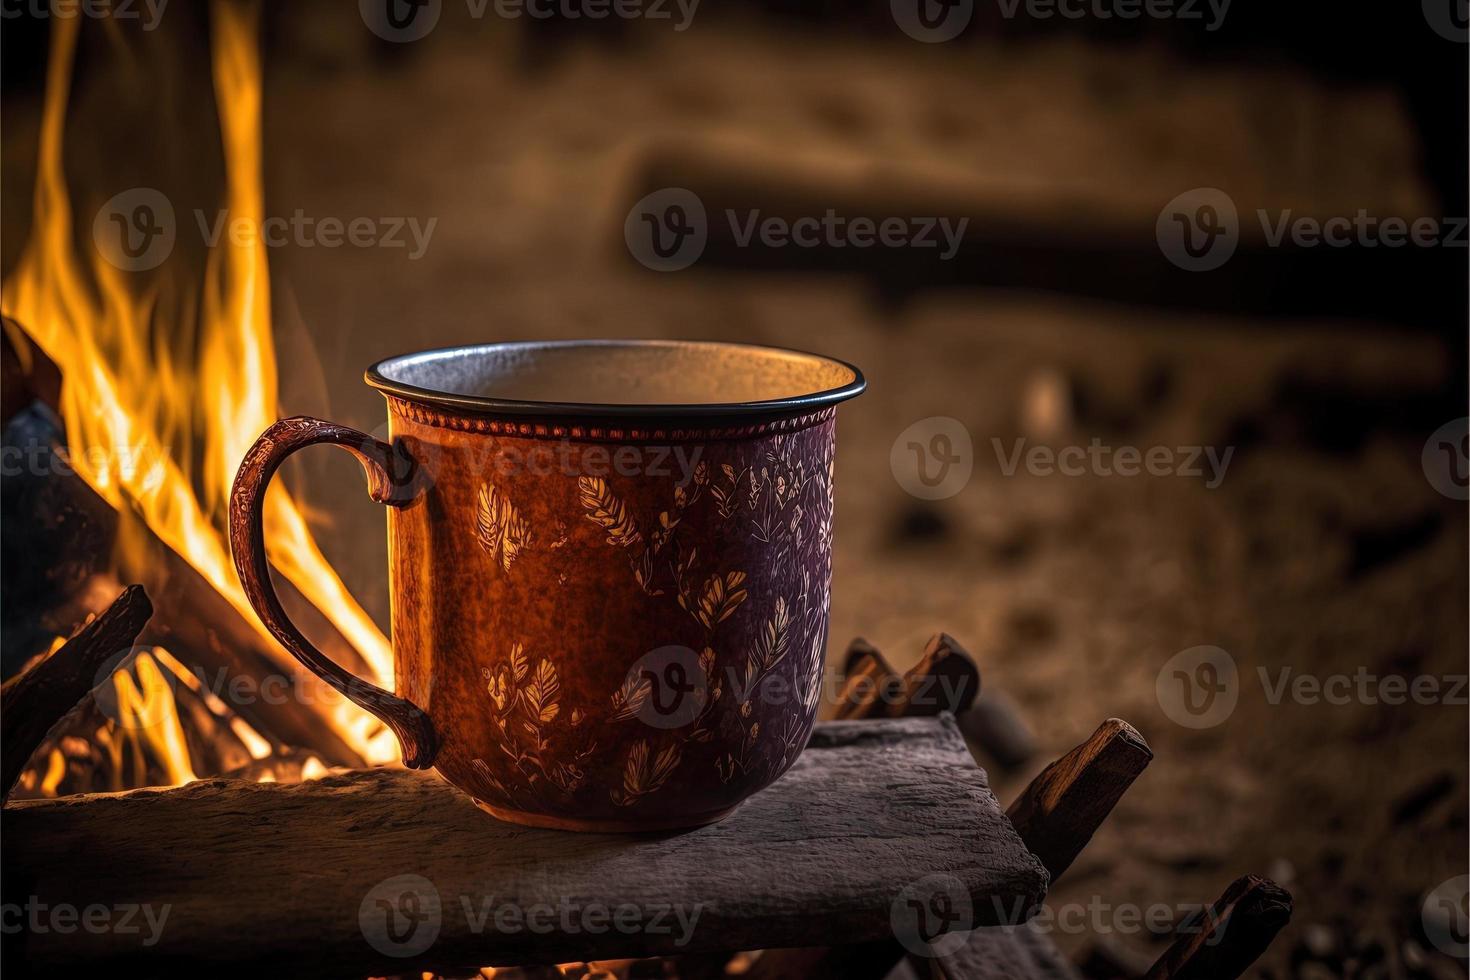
[
  {"x1": 1, "y1": 716, "x2": 1047, "y2": 979},
  {"x1": 934, "y1": 924, "x2": 1080, "y2": 980},
  {"x1": 1005, "y1": 719, "x2": 1153, "y2": 882}
]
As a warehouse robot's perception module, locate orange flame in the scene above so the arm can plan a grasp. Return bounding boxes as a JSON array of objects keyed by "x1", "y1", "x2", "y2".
[{"x1": 2, "y1": 2, "x2": 396, "y2": 765}]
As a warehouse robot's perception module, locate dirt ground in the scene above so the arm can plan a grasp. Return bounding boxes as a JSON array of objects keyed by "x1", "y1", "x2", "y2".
[{"x1": 3, "y1": 12, "x2": 1465, "y2": 977}]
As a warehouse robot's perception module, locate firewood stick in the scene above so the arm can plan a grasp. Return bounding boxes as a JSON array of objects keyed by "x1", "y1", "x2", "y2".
[
  {"x1": 1005, "y1": 718, "x2": 1153, "y2": 883},
  {"x1": 832, "y1": 638, "x2": 900, "y2": 720},
  {"x1": 891, "y1": 633, "x2": 980, "y2": 718},
  {"x1": 832, "y1": 634, "x2": 981, "y2": 720},
  {"x1": 1143, "y1": 875, "x2": 1293, "y2": 980},
  {"x1": 1, "y1": 585, "x2": 153, "y2": 798}
]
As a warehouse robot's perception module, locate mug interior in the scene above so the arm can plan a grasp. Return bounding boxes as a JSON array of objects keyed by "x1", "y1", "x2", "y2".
[{"x1": 367, "y1": 340, "x2": 864, "y2": 417}]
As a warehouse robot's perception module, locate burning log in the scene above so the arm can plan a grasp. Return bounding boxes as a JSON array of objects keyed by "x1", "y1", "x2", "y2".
[
  {"x1": 1143, "y1": 875, "x2": 1293, "y2": 980},
  {"x1": 1005, "y1": 719, "x2": 1154, "y2": 882},
  {"x1": 1, "y1": 584, "x2": 152, "y2": 798},
  {"x1": 2, "y1": 717, "x2": 1047, "y2": 978},
  {"x1": 0, "y1": 402, "x2": 368, "y2": 767}
]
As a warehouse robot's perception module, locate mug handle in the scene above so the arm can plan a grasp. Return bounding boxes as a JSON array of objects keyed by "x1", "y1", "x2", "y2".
[{"x1": 228, "y1": 416, "x2": 438, "y2": 769}]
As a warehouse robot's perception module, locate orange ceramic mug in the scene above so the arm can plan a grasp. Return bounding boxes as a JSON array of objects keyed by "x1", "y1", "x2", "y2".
[{"x1": 230, "y1": 340, "x2": 864, "y2": 831}]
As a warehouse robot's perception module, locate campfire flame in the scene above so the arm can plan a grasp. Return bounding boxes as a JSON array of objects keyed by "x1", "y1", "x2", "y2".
[{"x1": 2, "y1": 1, "x2": 397, "y2": 776}]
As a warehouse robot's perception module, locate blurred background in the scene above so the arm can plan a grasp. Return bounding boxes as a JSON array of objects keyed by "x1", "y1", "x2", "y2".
[{"x1": 1, "y1": 1, "x2": 1466, "y2": 977}]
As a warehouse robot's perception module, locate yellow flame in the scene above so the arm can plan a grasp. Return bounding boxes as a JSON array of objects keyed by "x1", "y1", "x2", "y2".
[
  {"x1": 111, "y1": 651, "x2": 198, "y2": 787},
  {"x1": 1, "y1": 2, "x2": 396, "y2": 766}
]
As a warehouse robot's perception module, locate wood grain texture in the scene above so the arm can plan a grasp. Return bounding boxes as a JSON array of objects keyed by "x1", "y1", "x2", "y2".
[
  {"x1": 1143, "y1": 875, "x2": 1292, "y2": 980},
  {"x1": 1005, "y1": 718, "x2": 1153, "y2": 883},
  {"x1": 935, "y1": 924, "x2": 1081, "y2": 980},
  {"x1": 2, "y1": 716, "x2": 1047, "y2": 979},
  {"x1": 831, "y1": 638, "x2": 901, "y2": 720},
  {"x1": 1, "y1": 584, "x2": 152, "y2": 798}
]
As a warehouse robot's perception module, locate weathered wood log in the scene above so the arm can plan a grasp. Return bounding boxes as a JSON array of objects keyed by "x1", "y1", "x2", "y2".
[
  {"x1": 1143, "y1": 875, "x2": 1293, "y2": 980},
  {"x1": 933, "y1": 924, "x2": 1080, "y2": 980},
  {"x1": 894, "y1": 633, "x2": 980, "y2": 718},
  {"x1": 831, "y1": 638, "x2": 900, "y2": 720},
  {"x1": 831, "y1": 634, "x2": 980, "y2": 721},
  {"x1": 1006, "y1": 718, "x2": 1153, "y2": 883},
  {"x1": 2, "y1": 716, "x2": 1048, "y2": 979},
  {"x1": 0, "y1": 585, "x2": 153, "y2": 798}
]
